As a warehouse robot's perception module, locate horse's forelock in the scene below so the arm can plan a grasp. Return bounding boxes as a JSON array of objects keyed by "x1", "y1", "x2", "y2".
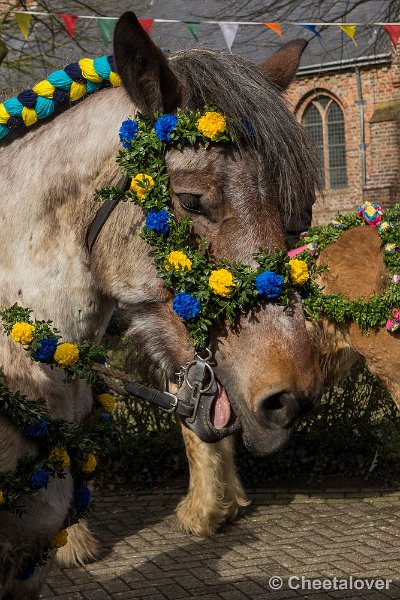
[{"x1": 170, "y1": 50, "x2": 321, "y2": 224}]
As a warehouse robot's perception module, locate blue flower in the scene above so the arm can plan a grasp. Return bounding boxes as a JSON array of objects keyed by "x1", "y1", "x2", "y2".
[
  {"x1": 154, "y1": 114, "x2": 178, "y2": 141},
  {"x1": 20, "y1": 565, "x2": 35, "y2": 580},
  {"x1": 244, "y1": 118, "x2": 255, "y2": 137},
  {"x1": 145, "y1": 210, "x2": 170, "y2": 235},
  {"x1": 255, "y1": 271, "x2": 284, "y2": 299},
  {"x1": 35, "y1": 337, "x2": 57, "y2": 362},
  {"x1": 100, "y1": 412, "x2": 111, "y2": 431},
  {"x1": 97, "y1": 356, "x2": 106, "y2": 365},
  {"x1": 74, "y1": 487, "x2": 92, "y2": 511},
  {"x1": 28, "y1": 468, "x2": 49, "y2": 490},
  {"x1": 119, "y1": 119, "x2": 139, "y2": 148},
  {"x1": 300, "y1": 288, "x2": 311, "y2": 299},
  {"x1": 23, "y1": 417, "x2": 48, "y2": 438},
  {"x1": 172, "y1": 293, "x2": 201, "y2": 320}
]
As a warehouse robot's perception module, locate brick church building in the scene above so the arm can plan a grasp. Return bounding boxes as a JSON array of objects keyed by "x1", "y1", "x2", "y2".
[{"x1": 287, "y1": 42, "x2": 400, "y2": 224}]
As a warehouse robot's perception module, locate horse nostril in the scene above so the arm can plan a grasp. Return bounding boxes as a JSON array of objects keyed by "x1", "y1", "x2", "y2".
[
  {"x1": 262, "y1": 393, "x2": 284, "y2": 412},
  {"x1": 258, "y1": 391, "x2": 305, "y2": 429}
]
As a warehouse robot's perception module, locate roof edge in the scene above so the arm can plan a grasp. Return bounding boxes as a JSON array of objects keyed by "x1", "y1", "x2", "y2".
[{"x1": 297, "y1": 53, "x2": 392, "y2": 76}]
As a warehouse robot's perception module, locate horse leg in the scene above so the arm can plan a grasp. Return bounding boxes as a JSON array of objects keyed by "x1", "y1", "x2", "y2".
[
  {"x1": 55, "y1": 519, "x2": 98, "y2": 567},
  {"x1": 176, "y1": 425, "x2": 249, "y2": 537}
]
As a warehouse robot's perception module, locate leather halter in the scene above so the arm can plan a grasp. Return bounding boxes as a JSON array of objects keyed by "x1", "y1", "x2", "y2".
[
  {"x1": 85, "y1": 177, "x2": 237, "y2": 442},
  {"x1": 86, "y1": 176, "x2": 129, "y2": 253}
]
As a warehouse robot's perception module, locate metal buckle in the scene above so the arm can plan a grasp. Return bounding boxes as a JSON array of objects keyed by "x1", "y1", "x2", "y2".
[
  {"x1": 161, "y1": 392, "x2": 178, "y2": 413},
  {"x1": 184, "y1": 361, "x2": 215, "y2": 393}
]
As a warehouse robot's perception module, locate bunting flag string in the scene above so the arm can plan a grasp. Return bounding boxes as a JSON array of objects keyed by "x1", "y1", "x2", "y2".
[
  {"x1": 218, "y1": 22, "x2": 239, "y2": 52},
  {"x1": 9, "y1": 11, "x2": 400, "y2": 50},
  {"x1": 14, "y1": 12, "x2": 32, "y2": 40},
  {"x1": 138, "y1": 19, "x2": 155, "y2": 35},
  {"x1": 185, "y1": 21, "x2": 200, "y2": 41},
  {"x1": 300, "y1": 24, "x2": 322, "y2": 38},
  {"x1": 59, "y1": 14, "x2": 77, "y2": 39},
  {"x1": 384, "y1": 24, "x2": 400, "y2": 47},
  {"x1": 262, "y1": 22, "x2": 283, "y2": 39},
  {"x1": 339, "y1": 24, "x2": 358, "y2": 46},
  {"x1": 97, "y1": 18, "x2": 115, "y2": 46}
]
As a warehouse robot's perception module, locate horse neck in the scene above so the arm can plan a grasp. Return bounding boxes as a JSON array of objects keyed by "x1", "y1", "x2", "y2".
[{"x1": 0, "y1": 86, "x2": 136, "y2": 341}]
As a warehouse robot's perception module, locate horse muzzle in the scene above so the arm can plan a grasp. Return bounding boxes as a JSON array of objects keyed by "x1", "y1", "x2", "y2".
[{"x1": 177, "y1": 351, "x2": 240, "y2": 443}]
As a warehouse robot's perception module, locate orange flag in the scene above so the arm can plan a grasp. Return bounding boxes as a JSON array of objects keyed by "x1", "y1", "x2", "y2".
[{"x1": 261, "y1": 22, "x2": 283, "y2": 39}]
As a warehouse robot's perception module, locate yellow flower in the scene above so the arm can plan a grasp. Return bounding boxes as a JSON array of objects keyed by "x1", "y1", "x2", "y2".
[
  {"x1": 10, "y1": 322, "x2": 35, "y2": 345},
  {"x1": 54, "y1": 343, "x2": 79, "y2": 368},
  {"x1": 166, "y1": 251, "x2": 192, "y2": 271},
  {"x1": 97, "y1": 393, "x2": 116, "y2": 413},
  {"x1": 79, "y1": 452, "x2": 97, "y2": 474},
  {"x1": 51, "y1": 528, "x2": 68, "y2": 549},
  {"x1": 289, "y1": 259, "x2": 310, "y2": 285},
  {"x1": 48, "y1": 447, "x2": 70, "y2": 470},
  {"x1": 130, "y1": 173, "x2": 155, "y2": 199},
  {"x1": 0, "y1": 490, "x2": 4, "y2": 506},
  {"x1": 197, "y1": 112, "x2": 227, "y2": 139},
  {"x1": 208, "y1": 269, "x2": 236, "y2": 297}
]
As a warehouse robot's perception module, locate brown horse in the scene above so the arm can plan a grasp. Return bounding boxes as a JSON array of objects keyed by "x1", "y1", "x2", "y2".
[
  {"x1": 0, "y1": 12, "x2": 322, "y2": 598},
  {"x1": 178, "y1": 225, "x2": 400, "y2": 538}
]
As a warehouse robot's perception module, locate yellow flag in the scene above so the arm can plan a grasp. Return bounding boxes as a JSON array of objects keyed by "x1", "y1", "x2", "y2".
[
  {"x1": 339, "y1": 24, "x2": 357, "y2": 46},
  {"x1": 15, "y1": 13, "x2": 32, "y2": 40}
]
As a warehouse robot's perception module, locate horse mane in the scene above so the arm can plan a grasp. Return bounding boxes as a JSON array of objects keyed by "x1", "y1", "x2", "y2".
[
  {"x1": 1, "y1": 48, "x2": 320, "y2": 224},
  {"x1": 170, "y1": 49, "x2": 321, "y2": 223}
]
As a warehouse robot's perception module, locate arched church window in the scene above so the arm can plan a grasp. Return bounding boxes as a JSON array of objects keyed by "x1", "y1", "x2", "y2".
[{"x1": 302, "y1": 96, "x2": 347, "y2": 190}]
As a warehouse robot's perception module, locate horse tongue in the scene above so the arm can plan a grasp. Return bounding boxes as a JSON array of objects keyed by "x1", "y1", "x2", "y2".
[{"x1": 211, "y1": 382, "x2": 231, "y2": 429}]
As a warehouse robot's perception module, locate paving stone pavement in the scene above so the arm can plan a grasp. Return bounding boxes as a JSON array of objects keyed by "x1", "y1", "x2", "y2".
[{"x1": 40, "y1": 487, "x2": 400, "y2": 600}]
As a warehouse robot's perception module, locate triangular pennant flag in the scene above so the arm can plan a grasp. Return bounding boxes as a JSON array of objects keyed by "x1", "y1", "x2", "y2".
[
  {"x1": 300, "y1": 24, "x2": 321, "y2": 38},
  {"x1": 138, "y1": 19, "x2": 155, "y2": 36},
  {"x1": 261, "y1": 22, "x2": 283, "y2": 39},
  {"x1": 59, "y1": 14, "x2": 78, "y2": 39},
  {"x1": 339, "y1": 24, "x2": 357, "y2": 46},
  {"x1": 384, "y1": 25, "x2": 400, "y2": 47},
  {"x1": 97, "y1": 18, "x2": 116, "y2": 46},
  {"x1": 218, "y1": 22, "x2": 239, "y2": 52},
  {"x1": 15, "y1": 13, "x2": 32, "y2": 40},
  {"x1": 185, "y1": 21, "x2": 200, "y2": 41}
]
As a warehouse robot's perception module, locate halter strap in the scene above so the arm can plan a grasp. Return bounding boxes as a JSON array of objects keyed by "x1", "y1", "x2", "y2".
[{"x1": 86, "y1": 176, "x2": 129, "y2": 252}]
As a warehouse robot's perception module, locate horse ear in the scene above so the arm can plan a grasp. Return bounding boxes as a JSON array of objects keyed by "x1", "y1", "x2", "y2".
[
  {"x1": 113, "y1": 11, "x2": 182, "y2": 113},
  {"x1": 259, "y1": 39, "x2": 308, "y2": 91}
]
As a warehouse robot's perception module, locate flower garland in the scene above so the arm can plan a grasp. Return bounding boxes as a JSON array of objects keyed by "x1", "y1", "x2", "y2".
[
  {"x1": 0, "y1": 304, "x2": 117, "y2": 579},
  {"x1": 293, "y1": 202, "x2": 400, "y2": 332},
  {"x1": 95, "y1": 108, "x2": 315, "y2": 349}
]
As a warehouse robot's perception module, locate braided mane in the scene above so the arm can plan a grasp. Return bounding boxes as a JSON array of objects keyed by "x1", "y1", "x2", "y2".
[{"x1": 0, "y1": 56, "x2": 121, "y2": 140}]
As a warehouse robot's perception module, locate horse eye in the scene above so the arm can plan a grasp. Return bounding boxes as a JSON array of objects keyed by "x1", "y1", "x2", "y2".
[{"x1": 178, "y1": 193, "x2": 205, "y2": 215}]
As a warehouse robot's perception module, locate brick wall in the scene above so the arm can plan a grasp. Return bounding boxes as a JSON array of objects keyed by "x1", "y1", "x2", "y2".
[{"x1": 286, "y1": 50, "x2": 400, "y2": 224}]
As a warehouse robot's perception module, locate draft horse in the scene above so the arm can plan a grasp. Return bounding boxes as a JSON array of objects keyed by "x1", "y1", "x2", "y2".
[{"x1": 0, "y1": 12, "x2": 322, "y2": 598}]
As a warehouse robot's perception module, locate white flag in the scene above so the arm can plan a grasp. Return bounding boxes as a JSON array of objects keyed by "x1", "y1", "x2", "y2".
[{"x1": 218, "y1": 22, "x2": 239, "y2": 52}]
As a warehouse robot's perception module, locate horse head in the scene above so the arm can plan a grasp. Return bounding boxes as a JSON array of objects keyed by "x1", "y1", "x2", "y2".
[{"x1": 111, "y1": 12, "x2": 323, "y2": 455}]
